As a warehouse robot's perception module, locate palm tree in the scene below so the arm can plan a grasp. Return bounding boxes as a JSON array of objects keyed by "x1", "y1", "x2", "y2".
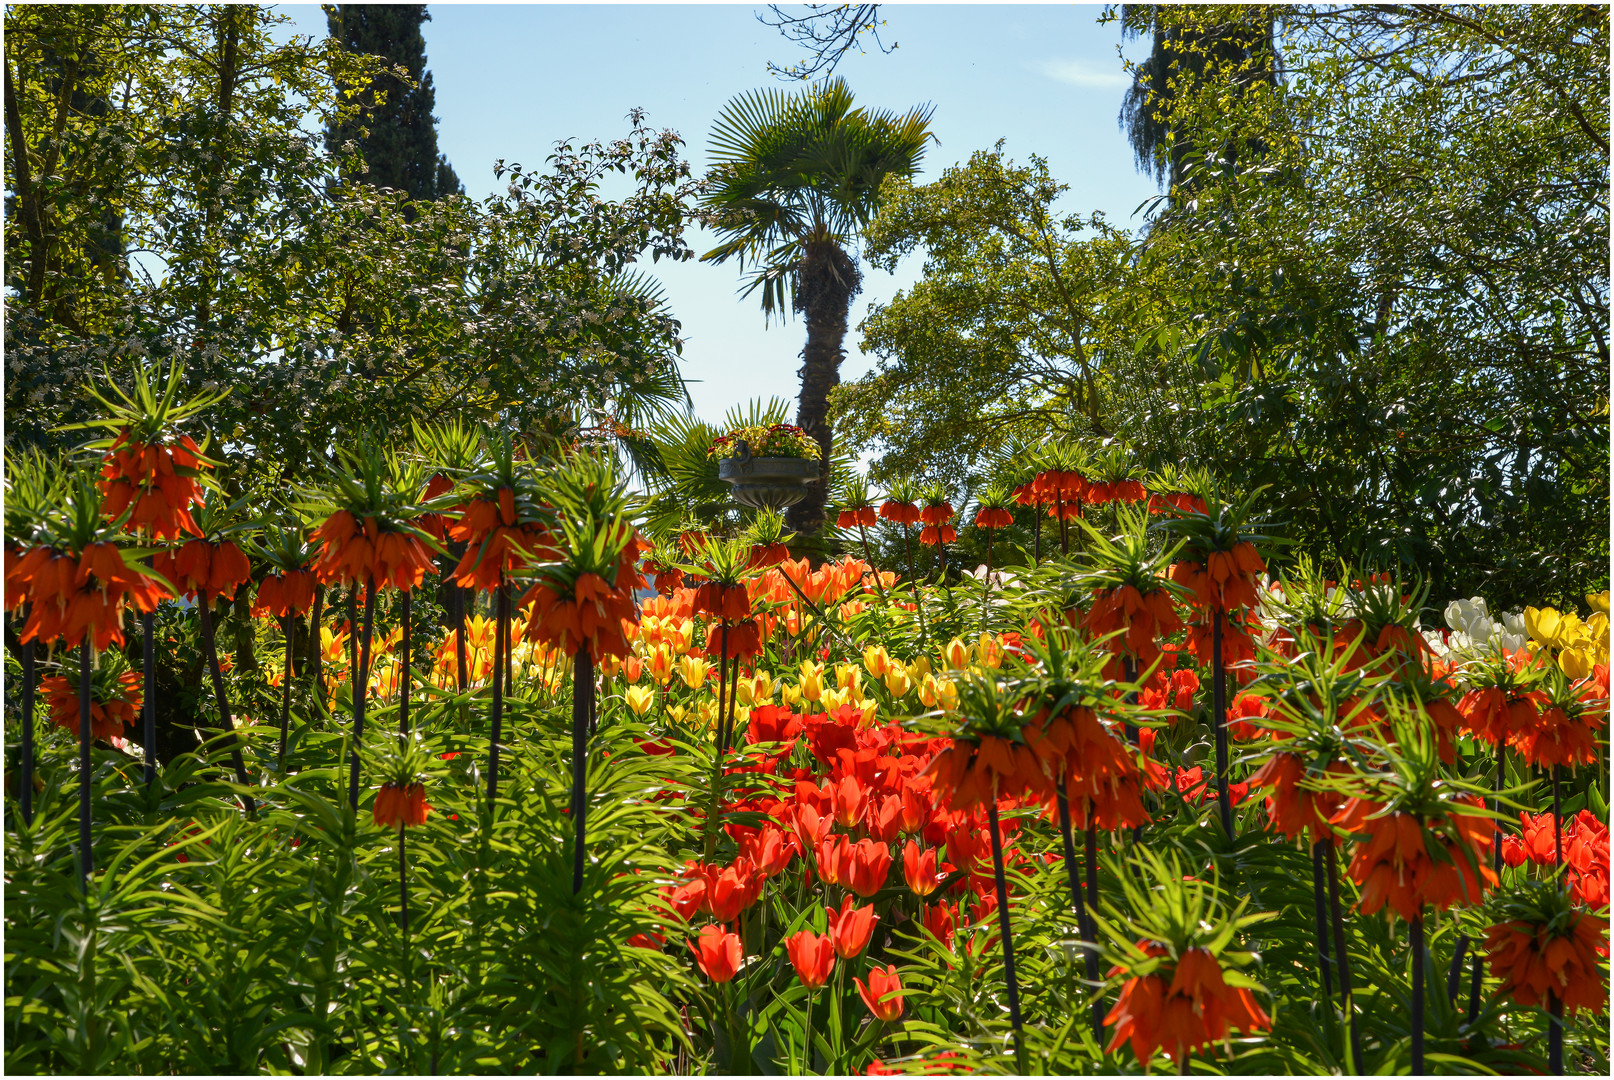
[{"x1": 700, "y1": 77, "x2": 934, "y2": 535}]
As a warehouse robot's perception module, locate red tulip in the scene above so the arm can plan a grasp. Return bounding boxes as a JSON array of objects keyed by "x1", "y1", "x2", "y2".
[
  {"x1": 826, "y1": 896, "x2": 878, "y2": 959},
  {"x1": 856, "y1": 964, "x2": 905, "y2": 1022},
  {"x1": 903, "y1": 841, "x2": 945, "y2": 897},
  {"x1": 786, "y1": 930, "x2": 836, "y2": 990},
  {"x1": 690, "y1": 925, "x2": 743, "y2": 983}
]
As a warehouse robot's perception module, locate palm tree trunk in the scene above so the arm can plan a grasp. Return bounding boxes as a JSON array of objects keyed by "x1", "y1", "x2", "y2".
[{"x1": 788, "y1": 239, "x2": 860, "y2": 536}]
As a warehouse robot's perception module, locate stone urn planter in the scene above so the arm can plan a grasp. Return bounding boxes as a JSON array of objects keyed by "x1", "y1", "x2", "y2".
[{"x1": 716, "y1": 440, "x2": 821, "y2": 511}]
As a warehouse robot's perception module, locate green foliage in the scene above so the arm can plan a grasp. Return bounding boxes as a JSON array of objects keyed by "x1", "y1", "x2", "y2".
[{"x1": 323, "y1": 3, "x2": 462, "y2": 202}]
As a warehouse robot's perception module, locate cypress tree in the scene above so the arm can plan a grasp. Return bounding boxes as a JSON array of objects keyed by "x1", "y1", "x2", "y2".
[{"x1": 324, "y1": 4, "x2": 462, "y2": 203}]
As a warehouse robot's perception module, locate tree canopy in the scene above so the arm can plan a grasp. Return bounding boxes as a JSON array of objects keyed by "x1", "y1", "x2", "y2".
[{"x1": 836, "y1": 3, "x2": 1608, "y2": 608}]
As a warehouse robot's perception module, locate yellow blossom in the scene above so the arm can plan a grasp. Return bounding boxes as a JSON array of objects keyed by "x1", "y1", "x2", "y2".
[
  {"x1": 677, "y1": 654, "x2": 710, "y2": 690},
  {"x1": 646, "y1": 646, "x2": 677, "y2": 686},
  {"x1": 943, "y1": 637, "x2": 971, "y2": 670},
  {"x1": 884, "y1": 665, "x2": 913, "y2": 697},
  {"x1": 836, "y1": 663, "x2": 861, "y2": 694},
  {"x1": 624, "y1": 684, "x2": 656, "y2": 717},
  {"x1": 863, "y1": 644, "x2": 892, "y2": 679}
]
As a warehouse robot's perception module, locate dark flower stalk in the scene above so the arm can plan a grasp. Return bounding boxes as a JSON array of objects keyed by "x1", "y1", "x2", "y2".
[
  {"x1": 399, "y1": 591, "x2": 412, "y2": 741},
  {"x1": 1312, "y1": 841, "x2": 1333, "y2": 996},
  {"x1": 1056, "y1": 776, "x2": 1101, "y2": 1043},
  {"x1": 78, "y1": 635, "x2": 93, "y2": 888},
  {"x1": 986, "y1": 798, "x2": 1027, "y2": 1073},
  {"x1": 142, "y1": 602, "x2": 156, "y2": 786},
  {"x1": 346, "y1": 579, "x2": 377, "y2": 812},
  {"x1": 1212, "y1": 609, "x2": 1233, "y2": 839},
  {"x1": 197, "y1": 589, "x2": 256, "y2": 815},
  {"x1": 571, "y1": 650, "x2": 595, "y2": 894},
  {"x1": 1325, "y1": 841, "x2": 1361, "y2": 1070},
  {"x1": 487, "y1": 572, "x2": 507, "y2": 806},
  {"x1": 20, "y1": 621, "x2": 35, "y2": 825},
  {"x1": 278, "y1": 613, "x2": 294, "y2": 770}
]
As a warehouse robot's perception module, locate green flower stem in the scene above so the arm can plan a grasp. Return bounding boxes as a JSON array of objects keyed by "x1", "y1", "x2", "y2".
[{"x1": 308, "y1": 584, "x2": 326, "y2": 715}]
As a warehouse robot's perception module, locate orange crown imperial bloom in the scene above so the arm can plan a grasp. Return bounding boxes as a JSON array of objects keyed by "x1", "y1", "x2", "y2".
[
  {"x1": 1105, "y1": 944, "x2": 1271, "y2": 1068},
  {"x1": 974, "y1": 506, "x2": 1014, "y2": 529},
  {"x1": 15, "y1": 542, "x2": 169, "y2": 650},
  {"x1": 837, "y1": 505, "x2": 879, "y2": 529},
  {"x1": 153, "y1": 538, "x2": 253, "y2": 603},
  {"x1": 1485, "y1": 909, "x2": 1608, "y2": 1015},
  {"x1": 1510, "y1": 701, "x2": 1602, "y2": 770},
  {"x1": 311, "y1": 510, "x2": 438, "y2": 591},
  {"x1": 878, "y1": 500, "x2": 921, "y2": 526},
  {"x1": 372, "y1": 782, "x2": 431, "y2": 828},
  {"x1": 41, "y1": 668, "x2": 143, "y2": 742},
  {"x1": 97, "y1": 431, "x2": 208, "y2": 541},
  {"x1": 447, "y1": 490, "x2": 552, "y2": 591},
  {"x1": 1334, "y1": 800, "x2": 1496, "y2": 921},
  {"x1": 523, "y1": 569, "x2": 638, "y2": 661},
  {"x1": 1245, "y1": 753, "x2": 1350, "y2": 843},
  {"x1": 918, "y1": 524, "x2": 957, "y2": 546},
  {"x1": 251, "y1": 569, "x2": 317, "y2": 619},
  {"x1": 1081, "y1": 583, "x2": 1184, "y2": 673},
  {"x1": 919, "y1": 503, "x2": 954, "y2": 526},
  {"x1": 1170, "y1": 542, "x2": 1265, "y2": 612}
]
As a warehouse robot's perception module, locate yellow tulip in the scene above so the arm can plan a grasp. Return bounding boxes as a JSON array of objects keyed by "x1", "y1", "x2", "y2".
[
  {"x1": 976, "y1": 633, "x2": 1004, "y2": 670},
  {"x1": 943, "y1": 637, "x2": 971, "y2": 670},
  {"x1": 909, "y1": 656, "x2": 932, "y2": 681},
  {"x1": 666, "y1": 703, "x2": 687, "y2": 725},
  {"x1": 666, "y1": 617, "x2": 695, "y2": 656},
  {"x1": 624, "y1": 684, "x2": 655, "y2": 717},
  {"x1": 836, "y1": 663, "x2": 862, "y2": 694},
  {"x1": 1560, "y1": 647, "x2": 1594, "y2": 681},
  {"x1": 859, "y1": 698, "x2": 879, "y2": 726},
  {"x1": 863, "y1": 644, "x2": 891, "y2": 680},
  {"x1": 646, "y1": 646, "x2": 677, "y2": 686},
  {"x1": 677, "y1": 654, "x2": 710, "y2": 690},
  {"x1": 736, "y1": 677, "x2": 756, "y2": 707},
  {"x1": 1523, "y1": 606, "x2": 1563, "y2": 648},
  {"x1": 781, "y1": 683, "x2": 803, "y2": 707},
  {"x1": 752, "y1": 669, "x2": 775, "y2": 700},
  {"x1": 820, "y1": 686, "x2": 847, "y2": 710},
  {"x1": 884, "y1": 666, "x2": 913, "y2": 697},
  {"x1": 1588, "y1": 591, "x2": 1611, "y2": 615}
]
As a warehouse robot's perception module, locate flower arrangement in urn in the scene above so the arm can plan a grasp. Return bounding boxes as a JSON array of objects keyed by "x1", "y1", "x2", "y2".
[{"x1": 707, "y1": 422, "x2": 821, "y2": 461}]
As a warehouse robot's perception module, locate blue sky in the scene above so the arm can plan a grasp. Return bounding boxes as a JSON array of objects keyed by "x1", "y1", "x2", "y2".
[{"x1": 278, "y1": 4, "x2": 1158, "y2": 426}]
